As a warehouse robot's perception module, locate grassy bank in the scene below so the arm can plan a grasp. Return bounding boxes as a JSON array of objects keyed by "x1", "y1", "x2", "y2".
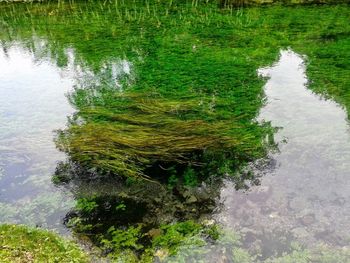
[{"x1": 0, "y1": 224, "x2": 88, "y2": 262}]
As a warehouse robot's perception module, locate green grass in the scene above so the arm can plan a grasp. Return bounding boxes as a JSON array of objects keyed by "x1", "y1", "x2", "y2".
[
  {"x1": 56, "y1": 89, "x2": 271, "y2": 179},
  {"x1": 0, "y1": 224, "x2": 88, "y2": 263}
]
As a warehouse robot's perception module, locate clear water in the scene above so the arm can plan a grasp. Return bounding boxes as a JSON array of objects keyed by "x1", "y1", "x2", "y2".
[
  {"x1": 0, "y1": 43, "x2": 76, "y2": 232},
  {"x1": 218, "y1": 50, "x2": 350, "y2": 255},
  {"x1": 1, "y1": 45, "x2": 349, "y2": 252},
  {"x1": 0, "y1": 41, "x2": 132, "y2": 233},
  {"x1": 0, "y1": 9, "x2": 348, "y2": 258}
]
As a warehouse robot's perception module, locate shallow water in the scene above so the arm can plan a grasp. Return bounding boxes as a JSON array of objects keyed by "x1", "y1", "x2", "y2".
[
  {"x1": 218, "y1": 50, "x2": 350, "y2": 256},
  {"x1": 0, "y1": 2, "x2": 349, "y2": 260},
  {"x1": 0, "y1": 43, "x2": 76, "y2": 232},
  {"x1": 0, "y1": 41, "x2": 132, "y2": 233}
]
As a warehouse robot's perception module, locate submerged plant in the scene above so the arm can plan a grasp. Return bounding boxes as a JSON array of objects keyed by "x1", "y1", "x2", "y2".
[{"x1": 56, "y1": 88, "x2": 272, "y2": 181}]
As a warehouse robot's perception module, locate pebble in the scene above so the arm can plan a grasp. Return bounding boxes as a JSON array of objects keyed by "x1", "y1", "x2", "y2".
[
  {"x1": 291, "y1": 227, "x2": 309, "y2": 239},
  {"x1": 300, "y1": 214, "x2": 316, "y2": 226},
  {"x1": 247, "y1": 186, "x2": 272, "y2": 203},
  {"x1": 186, "y1": 195, "x2": 198, "y2": 204}
]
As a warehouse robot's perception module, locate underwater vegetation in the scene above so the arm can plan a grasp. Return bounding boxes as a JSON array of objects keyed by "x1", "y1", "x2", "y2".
[
  {"x1": 56, "y1": 86, "x2": 273, "y2": 181},
  {"x1": 1, "y1": 0, "x2": 348, "y2": 183},
  {"x1": 1, "y1": 223, "x2": 349, "y2": 262}
]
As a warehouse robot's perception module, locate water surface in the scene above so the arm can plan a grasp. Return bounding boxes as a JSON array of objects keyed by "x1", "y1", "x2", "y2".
[
  {"x1": 218, "y1": 50, "x2": 350, "y2": 255},
  {"x1": 0, "y1": 43, "x2": 75, "y2": 231},
  {"x1": 0, "y1": 41, "x2": 133, "y2": 232},
  {"x1": 0, "y1": 3, "x2": 349, "y2": 260}
]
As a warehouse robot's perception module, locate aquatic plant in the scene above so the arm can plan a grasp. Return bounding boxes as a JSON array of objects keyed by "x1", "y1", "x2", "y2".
[
  {"x1": 98, "y1": 220, "x2": 222, "y2": 262},
  {"x1": 1, "y1": 1, "x2": 346, "y2": 184},
  {"x1": 56, "y1": 89, "x2": 271, "y2": 180},
  {"x1": 103, "y1": 225, "x2": 145, "y2": 251}
]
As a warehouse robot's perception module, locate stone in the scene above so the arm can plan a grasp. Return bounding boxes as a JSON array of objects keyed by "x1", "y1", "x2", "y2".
[
  {"x1": 332, "y1": 197, "x2": 346, "y2": 206},
  {"x1": 155, "y1": 249, "x2": 169, "y2": 260},
  {"x1": 260, "y1": 206, "x2": 272, "y2": 215},
  {"x1": 186, "y1": 195, "x2": 198, "y2": 204},
  {"x1": 153, "y1": 197, "x2": 162, "y2": 204},
  {"x1": 202, "y1": 219, "x2": 215, "y2": 226},
  {"x1": 268, "y1": 212, "x2": 279, "y2": 219},
  {"x1": 300, "y1": 214, "x2": 316, "y2": 226},
  {"x1": 241, "y1": 213, "x2": 254, "y2": 227},
  {"x1": 244, "y1": 231, "x2": 257, "y2": 243},
  {"x1": 247, "y1": 186, "x2": 272, "y2": 203},
  {"x1": 148, "y1": 228, "x2": 162, "y2": 238},
  {"x1": 288, "y1": 197, "x2": 306, "y2": 211},
  {"x1": 175, "y1": 203, "x2": 185, "y2": 210},
  {"x1": 291, "y1": 227, "x2": 309, "y2": 239}
]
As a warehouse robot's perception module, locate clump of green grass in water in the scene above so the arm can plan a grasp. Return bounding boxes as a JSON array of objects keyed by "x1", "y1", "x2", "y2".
[
  {"x1": 0, "y1": 224, "x2": 88, "y2": 263},
  {"x1": 56, "y1": 89, "x2": 272, "y2": 181}
]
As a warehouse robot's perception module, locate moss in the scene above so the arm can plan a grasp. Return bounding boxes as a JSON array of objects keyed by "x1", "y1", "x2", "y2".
[{"x1": 0, "y1": 224, "x2": 88, "y2": 263}]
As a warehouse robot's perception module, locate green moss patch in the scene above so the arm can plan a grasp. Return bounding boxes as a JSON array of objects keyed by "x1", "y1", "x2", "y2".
[{"x1": 0, "y1": 224, "x2": 88, "y2": 263}]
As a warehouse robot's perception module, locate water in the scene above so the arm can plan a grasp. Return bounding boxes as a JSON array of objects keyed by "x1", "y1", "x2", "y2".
[
  {"x1": 0, "y1": 43, "x2": 77, "y2": 232},
  {"x1": 1, "y1": 40, "x2": 348, "y2": 253},
  {"x1": 0, "y1": 41, "x2": 133, "y2": 233},
  {"x1": 0, "y1": 2, "x2": 349, "y2": 260},
  {"x1": 218, "y1": 50, "x2": 350, "y2": 255}
]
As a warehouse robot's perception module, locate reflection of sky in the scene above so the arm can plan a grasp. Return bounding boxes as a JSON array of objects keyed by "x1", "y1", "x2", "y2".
[
  {"x1": 219, "y1": 50, "x2": 350, "y2": 253},
  {"x1": 0, "y1": 45, "x2": 74, "y2": 156},
  {"x1": 0, "y1": 44, "x2": 75, "y2": 232},
  {"x1": 0, "y1": 42, "x2": 132, "y2": 233}
]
